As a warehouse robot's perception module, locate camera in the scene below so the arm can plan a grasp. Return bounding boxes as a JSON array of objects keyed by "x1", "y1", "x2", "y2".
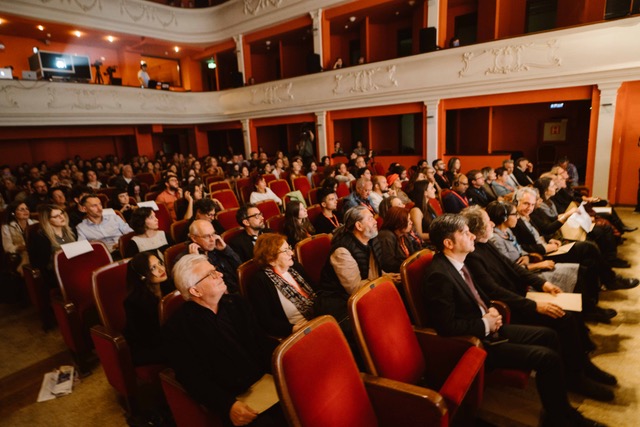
[
  {"x1": 92, "y1": 60, "x2": 103, "y2": 67},
  {"x1": 105, "y1": 66, "x2": 117, "y2": 75}
]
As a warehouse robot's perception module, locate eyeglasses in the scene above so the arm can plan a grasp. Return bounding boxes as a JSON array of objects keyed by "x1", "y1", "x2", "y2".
[
  {"x1": 278, "y1": 245, "x2": 293, "y2": 254},
  {"x1": 246, "y1": 212, "x2": 264, "y2": 219},
  {"x1": 194, "y1": 233, "x2": 216, "y2": 239},
  {"x1": 194, "y1": 268, "x2": 220, "y2": 286}
]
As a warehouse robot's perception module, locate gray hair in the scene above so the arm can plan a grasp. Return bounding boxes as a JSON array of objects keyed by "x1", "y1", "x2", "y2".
[
  {"x1": 333, "y1": 205, "x2": 370, "y2": 239},
  {"x1": 460, "y1": 205, "x2": 486, "y2": 238},
  {"x1": 514, "y1": 186, "x2": 538, "y2": 204},
  {"x1": 172, "y1": 253, "x2": 209, "y2": 301}
]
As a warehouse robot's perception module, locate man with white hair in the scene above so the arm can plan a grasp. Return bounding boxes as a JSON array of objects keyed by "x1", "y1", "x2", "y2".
[{"x1": 163, "y1": 254, "x2": 284, "y2": 427}]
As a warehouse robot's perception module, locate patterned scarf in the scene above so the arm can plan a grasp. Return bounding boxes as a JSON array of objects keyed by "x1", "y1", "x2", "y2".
[{"x1": 264, "y1": 267, "x2": 316, "y2": 319}]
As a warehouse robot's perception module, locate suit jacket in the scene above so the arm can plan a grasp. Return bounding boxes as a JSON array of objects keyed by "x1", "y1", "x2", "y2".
[
  {"x1": 513, "y1": 167, "x2": 534, "y2": 186},
  {"x1": 511, "y1": 218, "x2": 547, "y2": 255},
  {"x1": 434, "y1": 173, "x2": 451, "y2": 190},
  {"x1": 229, "y1": 229, "x2": 272, "y2": 264},
  {"x1": 466, "y1": 186, "x2": 491, "y2": 207},
  {"x1": 422, "y1": 252, "x2": 491, "y2": 338}
]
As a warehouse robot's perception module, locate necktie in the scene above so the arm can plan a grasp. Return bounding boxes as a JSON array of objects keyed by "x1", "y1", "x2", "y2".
[{"x1": 460, "y1": 265, "x2": 488, "y2": 312}]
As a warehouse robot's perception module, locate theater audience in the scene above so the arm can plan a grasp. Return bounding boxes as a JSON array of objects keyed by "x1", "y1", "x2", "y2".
[
  {"x1": 466, "y1": 169, "x2": 494, "y2": 207},
  {"x1": 491, "y1": 167, "x2": 514, "y2": 198},
  {"x1": 85, "y1": 169, "x2": 103, "y2": 190},
  {"x1": 249, "y1": 174, "x2": 282, "y2": 206},
  {"x1": 125, "y1": 207, "x2": 170, "y2": 258},
  {"x1": 409, "y1": 180, "x2": 439, "y2": 242},
  {"x1": 163, "y1": 254, "x2": 284, "y2": 427},
  {"x1": 445, "y1": 157, "x2": 461, "y2": 183},
  {"x1": 2, "y1": 201, "x2": 37, "y2": 276},
  {"x1": 229, "y1": 204, "x2": 269, "y2": 263},
  {"x1": 378, "y1": 206, "x2": 420, "y2": 273},
  {"x1": 155, "y1": 175, "x2": 182, "y2": 221},
  {"x1": 25, "y1": 179, "x2": 49, "y2": 212},
  {"x1": 76, "y1": 194, "x2": 134, "y2": 257},
  {"x1": 283, "y1": 200, "x2": 314, "y2": 247},
  {"x1": 442, "y1": 174, "x2": 470, "y2": 214},
  {"x1": 108, "y1": 187, "x2": 135, "y2": 223},
  {"x1": 342, "y1": 177, "x2": 374, "y2": 216},
  {"x1": 386, "y1": 173, "x2": 411, "y2": 205},
  {"x1": 250, "y1": 233, "x2": 316, "y2": 337},
  {"x1": 313, "y1": 187, "x2": 341, "y2": 234},
  {"x1": 123, "y1": 252, "x2": 174, "y2": 366}
]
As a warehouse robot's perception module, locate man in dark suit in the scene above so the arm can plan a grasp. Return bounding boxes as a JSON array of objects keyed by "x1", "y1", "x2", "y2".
[
  {"x1": 422, "y1": 214, "x2": 605, "y2": 427},
  {"x1": 465, "y1": 169, "x2": 493, "y2": 207},
  {"x1": 442, "y1": 174, "x2": 470, "y2": 213},
  {"x1": 513, "y1": 157, "x2": 535, "y2": 186},
  {"x1": 229, "y1": 204, "x2": 271, "y2": 263},
  {"x1": 111, "y1": 164, "x2": 140, "y2": 197}
]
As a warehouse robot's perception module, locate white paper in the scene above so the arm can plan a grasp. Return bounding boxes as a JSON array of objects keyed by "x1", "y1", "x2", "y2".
[
  {"x1": 101, "y1": 208, "x2": 117, "y2": 216},
  {"x1": 526, "y1": 292, "x2": 582, "y2": 312},
  {"x1": 236, "y1": 374, "x2": 279, "y2": 414},
  {"x1": 566, "y1": 203, "x2": 593, "y2": 233},
  {"x1": 61, "y1": 240, "x2": 94, "y2": 259},
  {"x1": 592, "y1": 207, "x2": 612, "y2": 214},
  {"x1": 136, "y1": 200, "x2": 159, "y2": 211},
  {"x1": 37, "y1": 366, "x2": 74, "y2": 402},
  {"x1": 545, "y1": 242, "x2": 575, "y2": 256},
  {"x1": 37, "y1": 372, "x2": 58, "y2": 402}
]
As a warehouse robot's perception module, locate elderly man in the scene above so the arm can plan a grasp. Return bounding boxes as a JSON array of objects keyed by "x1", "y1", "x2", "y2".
[
  {"x1": 341, "y1": 176, "x2": 374, "y2": 216},
  {"x1": 369, "y1": 175, "x2": 389, "y2": 213},
  {"x1": 178, "y1": 219, "x2": 241, "y2": 293},
  {"x1": 25, "y1": 178, "x2": 49, "y2": 211},
  {"x1": 422, "y1": 214, "x2": 606, "y2": 427},
  {"x1": 76, "y1": 194, "x2": 133, "y2": 256},
  {"x1": 442, "y1": 174, "x2": 470, "y2": 214},
  {"x1": 163, "y1": 254, "x2": 283, "y2": 427},
  {"x1": 462, "y1": 206, "x2": 616, "y2": 402},
  {"x1": 229, "y1": 204, "x2": 270, "y2": 263},
  {"x1": 112, "y1": 164, "x2": 141, "y2": 197}
]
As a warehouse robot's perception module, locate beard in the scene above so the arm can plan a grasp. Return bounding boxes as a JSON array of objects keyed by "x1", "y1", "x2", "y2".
[{"x1": 364, "y1": 226, "x2": 378, "y2": 240}]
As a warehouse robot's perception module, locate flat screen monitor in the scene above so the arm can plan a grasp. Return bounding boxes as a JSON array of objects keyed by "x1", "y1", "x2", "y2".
[{"x1": 29, "y1": 51, "x2": 92, "y2": 82}]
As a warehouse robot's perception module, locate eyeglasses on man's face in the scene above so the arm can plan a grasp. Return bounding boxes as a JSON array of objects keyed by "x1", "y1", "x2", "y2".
[
  {"x1": 246, "y1": 212, "x2": 264, "y2": 220},
  {"x1": 194, "y1": 268, "x2": 221, "y2": 286},
  {"x1": 195, "y1": 232, "x2": 217, "y2": 240}
]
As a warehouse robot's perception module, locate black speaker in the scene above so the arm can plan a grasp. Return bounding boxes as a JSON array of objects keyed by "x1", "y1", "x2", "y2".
[
  {"x1": 231, "y1": 71, "x2": 244, "y2": 88},
  {"x1": 419, "y1": 27, "x2": 438, "y2": 53},
  {"x1": 605, "y1": 0, "x2": 632, "y2": 19},
  {"x1": 306, "y1": 53, "x2": 322, "y2": 73}
]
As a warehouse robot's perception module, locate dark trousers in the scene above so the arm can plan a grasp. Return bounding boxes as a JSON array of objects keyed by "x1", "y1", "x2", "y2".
[{"x1": 487, "y1": 324, "x2": 571, "y2": 419}]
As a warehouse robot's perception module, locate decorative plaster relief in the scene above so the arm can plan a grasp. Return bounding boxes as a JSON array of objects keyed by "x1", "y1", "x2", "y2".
[
  {"x1": 244, "y1": 0, "x2": 283, "y2": 15},
  {"x1": 333, "y1": 65, "x2": 398, "y2": 95},
  {"x1": 47, "y1": 87, "x2": 122, "y2": 110},
  {"x1": 458, "y1": 40, "x2": 561, "y2": 78},
  {"x1": 139, "y1": 92, "x2": 187, "y2": 112},
  {"x1": 40, "y1": 0, "x2": 102, "y2": 13},
  {"x1": 0, "y1": 86, "x2": 21, "y2": 109},
  {"x1": 250, "y1": 82, "x2": 294, "y2": 105},
  {"x1": 120, "y1": 0, "x2": 178, "y2": 27}
]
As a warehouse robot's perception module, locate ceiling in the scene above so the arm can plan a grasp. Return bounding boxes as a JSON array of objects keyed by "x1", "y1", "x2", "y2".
[{"x1": 0, "y1": 13, "x2": 204, "y2": 59}]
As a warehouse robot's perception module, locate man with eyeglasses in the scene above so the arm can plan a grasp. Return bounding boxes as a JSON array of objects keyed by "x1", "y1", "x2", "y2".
[
  {"x1": 229, "y1": 204, "x2": 271, "y2": 263},
  {"x1": 442, "y1": 174, "x2": 470, "y2": 214},
  {"x1": 163, "y1": 254, "x2": 284, "y2": 427},
  {"x1": 178, "y1": 219, "x2": 241, "y2": 293}
]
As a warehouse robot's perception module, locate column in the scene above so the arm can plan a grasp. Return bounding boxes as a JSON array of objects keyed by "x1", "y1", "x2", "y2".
[
  {"x1": 425, "y1": 99, "x2": 440, "y2": 162},
  {"x1": 427, "y1": 0, "x2": 440, "y2": 29},
  {"x1": 241, "y1": 119, "x2": 252, "y2": 158},
  {"x1": 310, "y1": 9, "x2": 323, "y2": 64},
  {"x1": 234, "y1": 34, "x2": 246, "y2": 85},
  {"x1": 315, "y1": 111, "x2": 327, "y2": 160},
  {"x1": 592, "y1": 82, "x2": 621, "y2": 198}
]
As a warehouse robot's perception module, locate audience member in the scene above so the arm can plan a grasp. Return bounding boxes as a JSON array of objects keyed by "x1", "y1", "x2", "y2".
[
  {"x1": 445, "y1": 157, "x2": 461, "y2": 183},
  {"x1": 125, "y1": 207, "x2": 171, "y2": 258},
  {"x1": 433, "y1": 158, "x2": 452, "y2": 189},
  {"x1": 25, "y1": 179, "x2": 49, "y2": 212},
  {"x1": 229, "y1": 204, "x2": 269, "y2": 263},
  {"x1": 442, "y1": 174, "x2": 470, "y2": 213},
  {"x1": 249, "y1": 174, "x2": 282, "y2": 206},
  {"x1": 76, "y1": 194, "x2": 133, "y2": 256},
  {"x1": 513, "y1": 157, "x2": 535, "y2": 186},
  {"x1": 369, "y1": 175, "x2": 388, "y2": 213},
  {"x1": 466, "y1": 169, "x2": 493, "y2": 207},
  {"x1": 2, "y1": 201, "x2": 38, "y2": 276},
  {"x1": 283, "y1": 200, "x2": 314, "y2": 247},
  {"x1": 342, "y1": 176, "x2": 374, "y2": 216},
  {"x1": 313, "y1": 188, "x2": 341, "y2": 234},
  {"x1": 155, "y1": 175, "x2": 182, "y2": 221},
  {"x1": 409, "y1": 180, "x2": 439, "y2": 242},
  {"x1": 108, "y1": 187, "x2": 135, "y2": 223},
  {"x1": 491, "y1": 167, "x2": 514, "y2": 198},
  {"x1": 378, "y1": 206, "x2": 420, "y2": 273}
]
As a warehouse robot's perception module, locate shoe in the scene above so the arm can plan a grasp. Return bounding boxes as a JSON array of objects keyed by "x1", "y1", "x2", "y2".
[
  {"x1": 621, "y1": 225, "x2": 638, "y2": 232},
  {"x1": 609, "y1": 258, "x2": 631, "y2": 268},
  {"x1": 585, "y1": 360, "x2": 617, "y2": 386},
  {"x1": 583, "y1": 309, "x2": 612, "y2": 324},
  {"x1": 606, "y1": 277, "x2": 640, "y2": 290},
  {"x1": 568, "y1": 375, "x2": 615, "y2": 402}
]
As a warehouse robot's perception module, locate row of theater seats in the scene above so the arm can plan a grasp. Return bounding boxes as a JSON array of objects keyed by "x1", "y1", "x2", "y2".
[{"x1": 37, "y1": 225, "x2": 529, "y2": 426}]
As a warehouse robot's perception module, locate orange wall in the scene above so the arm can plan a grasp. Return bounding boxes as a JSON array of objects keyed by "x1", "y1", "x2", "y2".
[
  {"x1": 610, "y1": 81, "x2": 640, "y2": 205},
  {"x1": 443, "y1": 154, "x2": 511, "y2": 173},
  {"x1": 368, "y1": 17, "x2": 412, "y2": 63}
]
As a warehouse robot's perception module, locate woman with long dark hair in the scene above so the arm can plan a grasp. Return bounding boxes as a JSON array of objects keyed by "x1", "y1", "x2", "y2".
[
  {"x1": 409, "y1": 180, "x2": 440, "y2": 242},
  {"x1": 123, "y1": 252, "x2": 174, "y2": 366},
  {"x1": 283, "y1": 200, "x2": 315, "y2": 247}
]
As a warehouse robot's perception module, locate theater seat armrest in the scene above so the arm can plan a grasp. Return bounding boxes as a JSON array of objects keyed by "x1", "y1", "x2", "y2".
[{"x1": 362, "y1": 373, "x2": 448, "y2": 427}]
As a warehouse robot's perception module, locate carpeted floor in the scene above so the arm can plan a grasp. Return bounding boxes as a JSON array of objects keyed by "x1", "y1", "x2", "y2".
[{"x1": 1, "y1": 208, "x2": 639, "y2": 427}]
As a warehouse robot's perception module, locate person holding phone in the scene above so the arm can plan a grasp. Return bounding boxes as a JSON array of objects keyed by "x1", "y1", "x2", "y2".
[{"x1": 176, "y1": 219, "x2": 241, "y2": 294}]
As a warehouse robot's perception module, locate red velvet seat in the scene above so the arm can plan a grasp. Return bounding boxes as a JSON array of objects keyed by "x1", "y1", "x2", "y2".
[
  {"x1": 336, "y1": 182, "x2": 350, "y2": 198},
  {"x1": 145, "y1": 190, "x2": 161, "y2": 202},
  {"x1": 160, "y1": 369, "x2": 223, "y2": 427},
  {"x1": 428, "y1": 198, "x2": 444, "y2": 217},
  {"x1": 208, "y1": 181, "x2": 231, "y2": 194},
  {"x1": 262, "y1": 173, "x2": 276, "y2": 185},
  {"x1": 256, "y1": 200, "x2": 281, "y2": 222},
  {"x1": 273, "y1": 315, "x2": 447, "y2": 427},
  {"x1": 118, "y1": 232, "x2": 135, "y2": 259},
  {"x1": 240, "y1": 185, "x2": 254, "y2": 205},
  {"x1": 220, "y1": 227, "x2": 244, "y2": 245},
  {"x1": 237, "y1": 259, "x2": 261, "y2": 300},
  {"x1": 349, "y1": 278, "x2": 486, "y2": 424},
  {"x1": 204, "y1": 175, "x2": 224, "y2": 187},
  {"x1": 295, "y1": 233, "x2": 331, "y2": 288},
  {"x1": 292, "y1": 176, "x2": 311, "y2": 201},
  {"x1": 306, "y1": 204, "x2": 322, "y2": 226},
  {"x1": 53, "y1": 241, "x2": 113, "y2": 370},
  {"x1": 164, "y1": 243, "x2": 186, "y2": 276},
  {"x1": 135, "y1": 172, "x2": 156, "y2": 186},
  {"x1": 312, "y1": 173, "x2": 322, "y2": 188},
  {"x1": 400, "y1": 249, "x2": 530, "y2": 389},
  {"x1": 155, "y1": 203, "x2": 173, "y2": 235},
  {"x1": 268, "y1": 179, "x2": 291, "y2": 200},
  {"x1": 210, "y1": 189, "x2": 239, "y2": 209},
  {"x1": 170, "y1": 218, "x2": 190, "y2": 243},
  {"x1": 216, "y1": 208, "x2": 240, "y2": 232},
  {"x1": 159, "y1": 290, "x2": 184, "y2": 326},
  {"x1": 266, "y1": 213, "x2": 286, "y2": 234},
  {"x1": 307, "y1": 187, "x2": 320, "y2": 206}
]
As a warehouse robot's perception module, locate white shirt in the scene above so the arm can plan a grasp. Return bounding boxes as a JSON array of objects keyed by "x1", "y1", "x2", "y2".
[
  {"x1": 444, "y1": 254, "x2": 490, "y2": 336},
  {"x1": 250, "y1": 188, "x2": 282, "y2": 205}
]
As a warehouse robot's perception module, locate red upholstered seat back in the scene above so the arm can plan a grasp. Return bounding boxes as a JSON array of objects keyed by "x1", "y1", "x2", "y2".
[
  {"x1": 170, "y1": 219, "x2": 190, "y2": 243},
  {"x1": 237, "y1": 259, "x2": 261, "y2": 299},
  {"x1": 240, "y1": 185, "x2": 253, "y2": 205},
  {"x1": 159, "y1": 290, "x2": 184, "y2": 326},
  {"x1": 336, "y1": 182, "x2": 350, "y2": 198},
  {"x1": 160, "y1": 369, "x2": 223, "y2": 427},
  {"x1": 256, "y1": 200, "x2": 281, "y2": 222},
  {"x1": 155, "y1": 203, "x2": 173, "y2": 234},
  {"x1": 268, "y1": 179, "x2": 291, "y2": 199},
  {"x1": 295, "y1": 233, "x2": 332, "y2": 287},
  {"x1": 292, "y1": 177, "x2": 311, "y2": 199},
  {"x1": 428, "y1": 197, "x2": 444, "y2": 217},
  {"x1": 262, "y1": 174, "x2": 276, "y2": 185},
  {"x1": 54, "y1": 241, "x2": 113, "y2": 313},
  {"x1": 307, "y1": 187, "x2": 320, "y2": 205},
  {"x1": 350, "y1": 279, "x2": 426, "y2": 384},
  {"x1": 93, "y1": 259, "x2": 130, "y2": 332},
  {"x1": 211, "y1": 189, "x2": 239, "y2": 209},
  {"x1": 400, "y1": 249, "x2": 434, "y2": 327},
  {"x1": 221, "y1": 227, "x2": 244, "y2": 245},
  {"x1": 208, "y1": 181, "x2": 231, "y2": 194},
  {"x1": 266, "y1": 213, "x2": 286, "y2": 234},
  {"x1": 274, "y1": 316, "x2": 378, "y2": 427},
  {"x1": 164, "y1": 243, "x2": 186, "y2": 276},
  {"x1": 216, "y1": 208, "x2": 240, "y2": 231},
  {"x1": 118, "y1": 232, "x2": 135, "y2": 259},
  {"x1": 306, "y1": 204, "x2": 322, "y2": 226}
]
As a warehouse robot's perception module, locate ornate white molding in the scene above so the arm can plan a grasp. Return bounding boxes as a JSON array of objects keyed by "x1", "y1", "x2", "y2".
[
  {"x1": 250, "y1": 82, "x2": 294, "y2": 104},
  {"x1": 40, "y1": 0, "x2": 103, "y2": 13},
  {"x1": 119, "y1": 0, "x2": 178, "y2": 28},
  {"x1": 243, "y1": 0, "x2": 283, "y2": 15},
  {"x1": 458, "y1": 40, "x2": 561, "y2": 78},
  {"x1": 333, "y1": 65, "x2": 398, "y2": 95},
  {"x1": 47, "y1": 86, "x2": 122, "y2": 110}
]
